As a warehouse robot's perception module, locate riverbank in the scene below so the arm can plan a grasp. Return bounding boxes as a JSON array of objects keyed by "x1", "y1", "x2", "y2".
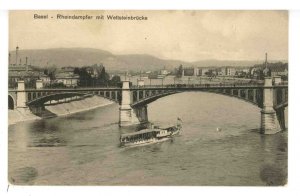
[
  {"x1": 8, "y1": 96, "x2": 114, "y2": 126},
  {"x1": 8, "y1": 107, "x2": 41, "y2": 126}
]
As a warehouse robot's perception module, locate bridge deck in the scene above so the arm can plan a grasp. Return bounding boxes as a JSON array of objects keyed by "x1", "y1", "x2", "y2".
[{"x1": 8, "y1": 84, "x2": 287, "y2": 92}]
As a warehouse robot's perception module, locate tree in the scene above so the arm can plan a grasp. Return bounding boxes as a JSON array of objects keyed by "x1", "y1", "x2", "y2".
[
  {"x1": 74, "y1": 67, "x2": 92, "y2": 87},
  {"x1": 44, "y1": 66, "x2": 57, "y2": 80},
  {"x1": 74, "y1": 65, "x2": 111, "y2": 87},
  {"x1": 176, "y1": 64, "x2": 183, "y2": 77},
  {"x1": 109, "y1": 75, "x2": 121, "y2": 86},
  {"x1": 205, "y1": 70, "x2": 214, "y2": 77},
  {"x1": 97, "y1": 66, "x2": 110, "y2": 86}
]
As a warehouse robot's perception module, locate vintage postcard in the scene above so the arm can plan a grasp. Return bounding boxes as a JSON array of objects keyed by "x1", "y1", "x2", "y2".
[{"x1": 8, "y1": 10, "x2": 288, "y2": 186}]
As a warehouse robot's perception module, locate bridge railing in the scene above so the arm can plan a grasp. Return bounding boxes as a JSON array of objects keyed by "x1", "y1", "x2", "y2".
[
  {"x1": 131, "y1": 82, "x2": 265, "y2": 89},
  {"x1": 276, "y1": 81, "x2": 288, "y2": 86},
  {"x1": 9, "y1": 86, "x2": 122, "y2": 92}
]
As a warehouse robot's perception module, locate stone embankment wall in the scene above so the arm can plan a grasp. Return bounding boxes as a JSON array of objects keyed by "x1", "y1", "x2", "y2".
[{"x1": 8, "y1": 96, "x2": 114, "y2": 125}]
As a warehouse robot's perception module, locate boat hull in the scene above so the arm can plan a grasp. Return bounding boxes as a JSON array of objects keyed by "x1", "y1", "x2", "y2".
[
  {"x1": 120, "y1": 126, "x2": 180, "y2": 148},
  {"x1": 120, "y1": 137, "x2": 172, "y2": 148}
]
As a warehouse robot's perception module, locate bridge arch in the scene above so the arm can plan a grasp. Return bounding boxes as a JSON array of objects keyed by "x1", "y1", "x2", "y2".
[
  {"x1": 130, "y1": 88, "x2": 263, "y2": 109},
  {"x1": 26, "y1": 92, "x2": 92, "y2": 106},
  {"x1": 25, "y1": 90, "x2": 120, "y2": 107},
  {"x1": 146, "y1": 91, "x2": 262, "y2": 128},
  {"x1": 8, "y1": 95, "x2": 15, "y2": 110}
]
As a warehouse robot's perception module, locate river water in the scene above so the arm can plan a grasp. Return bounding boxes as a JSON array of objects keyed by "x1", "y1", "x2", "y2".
[{"x1": 8, "y1": 92, "x2": 287, "y2": 186}]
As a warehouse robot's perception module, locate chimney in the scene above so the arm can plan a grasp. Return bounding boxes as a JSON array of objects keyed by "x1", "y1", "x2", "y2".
[
  {"x1": 26, "y1": 57, "x2": 29, "y2": 72},
  {"x1": 9, "y1": 53, "x2": 11, "y2": 65},
  {"x1": 15, "y1": 46, "x2": 19, "y2": 65},
  {"x1": 265, "y1": 52, "x2": 268, "y2": 68}
]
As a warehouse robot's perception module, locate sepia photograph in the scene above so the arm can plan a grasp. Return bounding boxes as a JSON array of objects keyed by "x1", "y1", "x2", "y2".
[{"x1": 8, "y1": 10, "x2": 288, "y2": 186}]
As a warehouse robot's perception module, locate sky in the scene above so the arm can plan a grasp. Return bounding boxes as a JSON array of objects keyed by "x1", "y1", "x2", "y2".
[{"x1": 9, "y1": 10, "x2": 288, "y2": 62}]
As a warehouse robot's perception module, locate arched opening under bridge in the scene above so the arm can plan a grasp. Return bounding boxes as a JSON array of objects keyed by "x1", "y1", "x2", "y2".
[
  {"x1": 8, "y1": 95, "x2": 14, "y2": 110},
  {"x1": 146, "y1": 92, "x2": 261, "y2": 130}
]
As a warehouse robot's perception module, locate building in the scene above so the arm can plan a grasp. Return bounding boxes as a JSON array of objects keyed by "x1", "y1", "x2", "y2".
[
  {"x1": 8, "y1": 46, "x2": 49, "y2": 88},
  {"x1": 40, "y1": 74, "x2": 51, "y2": 85},
  {"x1": 61, "y1": 66, "x2": 75, "y2": 73},
  {"x1": 226, "y1": 67, "x2": 236, "y2": 76},
  {"x1": 270, "y1": 67, "x2": 288, "y2": 77},
  {"x1": 8, "y1": 71, "x2": 40, "y2": 88},
  {"x1": 200, "y1": 67, "x2": 210, "y2": 76},
  {"x1": 194, "y1": 67, "x2": 200, "y2": 76},
  {"x1": 55, "y1": 72, "x2": 79, "y2": 87},
  {"x1": 243, "y1": 68, "x2": 250, "y2": 74},
  {"x1": 217, "y1": 67, "x2": 227, "y2": 76},
  {"x1": 9, "y1": 63, "x2": 50, "y2": 88},
  {"x1": 182, "y1": 67, "x2": 195, "y2": 76},
  {"x1": 160, "y1": 68, "x2": 169, "y2": 75},
  {"x1": 212, "y1": 70, "x2": 217, "y2": 76}
]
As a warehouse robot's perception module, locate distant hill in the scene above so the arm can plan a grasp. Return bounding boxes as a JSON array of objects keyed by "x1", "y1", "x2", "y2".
[{"x1": 9, "y1": 48, "x2": 287, "y2": 72}]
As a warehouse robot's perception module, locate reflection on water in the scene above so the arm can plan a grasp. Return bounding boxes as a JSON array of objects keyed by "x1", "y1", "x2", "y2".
[
  {"x1": 259, "y1": 132, "x2": 288, "y2": 185},
  {"x1": 26, "y1": 120, "x2": 67, "y2": 147},
  {"x1": 8, "y1": 92, "x2": 287, "y2": 185}
]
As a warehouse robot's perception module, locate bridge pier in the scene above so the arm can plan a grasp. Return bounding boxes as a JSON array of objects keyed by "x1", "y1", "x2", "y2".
[
  {"x1": 133, "y1": 105, "x2": 148, "y2": 124},
  {"x1": 16, "y1": 80, "x2": 27, "y2": 108},
  {"x1": 276, "y1": 107, "x2": 286, "y2": 130},
  {"x1": 282, "y1": 88, "x2": 286, "y2": 103},
  {"x1": 119, "y1": 81, "x2": 148, "y2": 127},
  {"x1": 260, "y1": 77, "x2": 281, "y2": 134},
  {"x1": 29, "y1": 104, "x2": 45, "y2": 116},
  {"x1": 273, "y1": 76, "x2": 286, "y2": 131}
]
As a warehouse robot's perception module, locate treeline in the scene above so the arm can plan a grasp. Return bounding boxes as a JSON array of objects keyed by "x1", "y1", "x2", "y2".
[
  {"x1": 43, "y1": 65, "x2": 121, "y2": 87},
  {"x1": 74, "y1": 67, "x2": 121, "y2": 87}
]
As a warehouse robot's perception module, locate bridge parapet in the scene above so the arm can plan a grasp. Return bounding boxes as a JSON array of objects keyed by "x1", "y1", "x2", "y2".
[{"x1": 131, "y1": 82, "x2": 265, "y2": 89}]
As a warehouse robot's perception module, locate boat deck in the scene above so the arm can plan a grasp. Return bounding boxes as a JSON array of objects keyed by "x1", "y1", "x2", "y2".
[{"x1": 121, "y1": 128, "x2": 161, "y2": 137}]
